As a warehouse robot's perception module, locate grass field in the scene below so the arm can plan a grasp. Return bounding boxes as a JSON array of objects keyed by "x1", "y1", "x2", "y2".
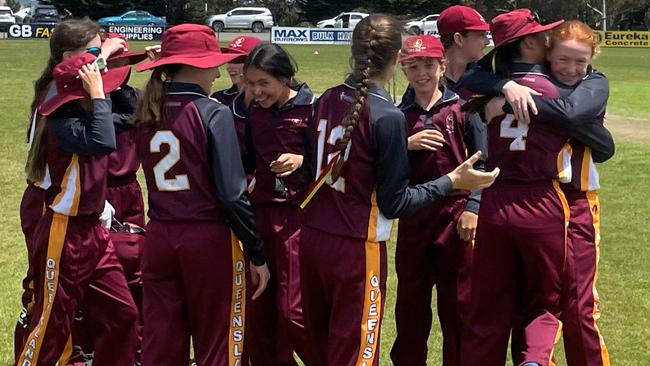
[{"x1": 1, "y1": 39, "x2": 649, "y2": 365}]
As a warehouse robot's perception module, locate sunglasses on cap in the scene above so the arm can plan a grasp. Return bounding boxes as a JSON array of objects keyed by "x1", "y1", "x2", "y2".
[{"x1": 86, "y1": 46, "x2": 101, "y2": 57}]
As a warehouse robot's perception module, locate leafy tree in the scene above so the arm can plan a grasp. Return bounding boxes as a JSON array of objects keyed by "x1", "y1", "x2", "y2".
[{"x1": 6, "y1": 0, "x2": 21, "y2": 13}]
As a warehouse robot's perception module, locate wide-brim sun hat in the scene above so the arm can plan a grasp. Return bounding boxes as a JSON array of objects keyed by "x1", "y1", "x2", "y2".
[
  {"x1": 479, "y1": 9, "x2": 564, "y2": 69},
  {"x1": 136, "y1": 24, "x2": 240, "y2": 72},
  {"x1": 39, "y1": 53, "x2": 131, "y2": 116}
]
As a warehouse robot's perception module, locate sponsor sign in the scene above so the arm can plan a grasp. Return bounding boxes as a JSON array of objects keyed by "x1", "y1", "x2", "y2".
[
  {"x1": 595, "y1": 31, "x2": 649, "y2": 47},
  {"x1": 8, "y1": 24, "x2": 55, "y2": 38},
  {"x1": 7, "y1": 24, "x2": 165, "y2": 40},
  {"x1": 272, "y1": 27, "x2": 353, "y2": 45}
]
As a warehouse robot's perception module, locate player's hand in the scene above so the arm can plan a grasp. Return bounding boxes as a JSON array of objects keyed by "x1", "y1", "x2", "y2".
[
  {"x1": 78, "y1": 63, "x2": 105, "y2": 99},
  {"x1": 270, "y1": 153, "x2": 303, "y2": 177},
  {"x1": 485, "y1": 97, "x2": 506, "y2": 124},
  {"x1": 100, "y1": 37, "x2": 127, "y2": 59},
  {"x1": 447, "y1": 151, "x2": 499, "y2": 190},
  {"x1": 145, "y1": 45, "x2": 162, "y2": 61},
  {"x1": 408, "y1": 129, "x2": 445, "y2": 151},
  {"x1": 456, "y1": 211, "x2": 478, "y2": 241},
  {"x1": 250, "y1": 263, "x2": 270, "y2": 300},
  {"x1": 502, "y1": 80, "x2": 541, "y2": 124}
]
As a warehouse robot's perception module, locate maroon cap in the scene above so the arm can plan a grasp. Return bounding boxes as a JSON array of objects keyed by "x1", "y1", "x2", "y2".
[
  {"x1": 399, "y1": 35, "x2": 444, "y2": 61},
  {"x1": 39, "y1": 53, "x2": 131, "y2": 116},
  {"x1": 490, "y1": 9, "x2": 564, "y2": 48},
  {"x1": 102, "y1": 32, "x2": 147, "y2": 66},
  {"x1": 221, "y1": 35, "x2": 263, "y2": 64},
  {"x1": 438, "y1": 5, "x2": 490, "y2": 36},
  {"x1": 136, "y1": 24, "x2": 240, "y2": 72}
]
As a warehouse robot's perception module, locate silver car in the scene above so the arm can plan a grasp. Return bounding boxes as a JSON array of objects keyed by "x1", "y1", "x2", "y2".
[
  {"x1": 206, "y1": 7, "x2": 274, "y2": 33},
  {"x1": 0, "y1": 6, "x2": 16, "y2": 28}
]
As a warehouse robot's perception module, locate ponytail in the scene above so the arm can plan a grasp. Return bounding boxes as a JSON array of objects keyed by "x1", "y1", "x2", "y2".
[
  {"x1": 134, "y1": 68, "x2": 166, "y2": 127},
  {"x1": 25, "y1": 58, "x2": 56, "y2": 182},
  {"x1": 331, "y1": 15, "x2": 402, "y2": 181}
]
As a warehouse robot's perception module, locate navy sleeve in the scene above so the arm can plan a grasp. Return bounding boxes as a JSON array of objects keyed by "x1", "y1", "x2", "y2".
[
  {"x1": 463, "y1": 112, "x2": 487, "y2": 214},
  {"x1": 110, "y1": 86, "x2": 138, "y2": 134},
  {"x1": 49, "y1": 98, "x2": 116, "y2": 155},
  {"x1": 525, "y1": 71, "x2": 615, "y2": 162},
  {"x1": 374, "y1": 109, "x2": 453, "y2": 219},
  {"x1": 199, "y1": 100, "x2": 266, "y2": 266},
  {"x1": 299, "y1": 103, "x2": 317, "y2": 185},
  {"x1": 459, "y1": 62, "x2": 508, "y2": 96}
]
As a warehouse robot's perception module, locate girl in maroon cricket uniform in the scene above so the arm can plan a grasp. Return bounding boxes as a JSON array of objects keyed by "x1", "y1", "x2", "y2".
[
  {"x1": 298, "y1": 15, "x2": 499, "y2": 366},
  {"x1": 240, "y1": 43, "x2": 313, "y2": 365},
  {"x1": 477, "y1": 21, "x2": 614, "y2": 366},
  {"x1": 134, "y1": 24, "x2": 270, "y2": 365},
  {"x1": 16, "y1": 18, "x2": 138, "y2": 365},
  {"x1": 390, "y1": 35, "x2": 488, "y2": 366}
]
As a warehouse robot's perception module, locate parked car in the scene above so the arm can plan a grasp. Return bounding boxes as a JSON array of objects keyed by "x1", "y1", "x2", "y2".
[
  {"x1": 404, "y1": 14, "x2": 440, "y2": 35},
  {"x1": 316, "y1": 12, "x2": 369, "y2": 29},
  {"x1": 13, "y1": 7, "x2": 31, "y2": 24},
  {"x1": 98, "y1": 10, "x2": 165, "y2": 26},
  {"x1": 205, "y1": 7, "x2": 274, "y2": 33},
  {"x1": 0, "y1": 6, "x2": 15, "y2": 29},
  {"x1": 24, "y1": 4, "x2": 61, "y2": 25}
]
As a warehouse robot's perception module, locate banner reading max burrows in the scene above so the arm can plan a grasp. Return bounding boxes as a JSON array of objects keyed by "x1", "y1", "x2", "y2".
[
  {"x1": 8, "y1": 24, "x2": 165, "y2": 40},
  {"x1": 271, "y1": 27, "x2": 353, "y2": 45}
]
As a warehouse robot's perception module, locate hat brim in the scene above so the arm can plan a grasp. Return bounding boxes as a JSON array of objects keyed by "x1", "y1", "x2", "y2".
[
  {"x1": 399, "y1": 51, "x2": 444, "y2": 62},
  {"x1": 219, "y1": 48, "x2": 247, "y2": 63},
  {"x1": 136, "y1": 52, "x2": 240, "y2": 72},
  {"x1": 464, "y1": 23, "x2": 490, "y2": 31},
  {"x1": 108, "y1": 50, "x2": 148, "y2": 67},
  {"x1": 39, "y1": 65, "x2": 132, "y2": 116}
]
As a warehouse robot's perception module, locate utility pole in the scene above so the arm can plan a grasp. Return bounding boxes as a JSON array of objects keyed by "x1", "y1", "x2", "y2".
[{"x1": 585, "y1": 0, "x2": 607, "y2": 31}]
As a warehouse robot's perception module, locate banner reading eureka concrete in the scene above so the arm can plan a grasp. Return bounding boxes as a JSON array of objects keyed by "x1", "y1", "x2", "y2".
[
  {"x1": 595, "y1": 31, "x2": 650, "y2": 48},
  {"x1": 7, "y1": 24, "x2": 165, "y2": 40},
  {"x1": 271, "y1": 27, "x2": 353, "y2": 45}
]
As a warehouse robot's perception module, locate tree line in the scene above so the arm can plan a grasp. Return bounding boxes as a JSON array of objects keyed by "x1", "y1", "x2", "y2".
[{"x1": 18, "y1": 0, "x2": 650, "y2": 30}]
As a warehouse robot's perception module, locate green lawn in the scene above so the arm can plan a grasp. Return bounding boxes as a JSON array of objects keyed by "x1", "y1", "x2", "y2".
[{"x1": 1, "y1": 40, "x2": 649, "y2": 365}]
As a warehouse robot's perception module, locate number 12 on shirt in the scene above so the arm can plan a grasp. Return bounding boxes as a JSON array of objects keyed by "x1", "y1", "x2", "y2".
[{"x1": 315, "y1": 119, "x2": 349, "y2": 193}]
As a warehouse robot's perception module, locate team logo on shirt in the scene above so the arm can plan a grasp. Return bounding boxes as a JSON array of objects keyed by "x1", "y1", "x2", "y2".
[
  {"x1": 340, "y1": 91, "x2": 356, "y2": 103},
  {"x1": 445, "y1": 114, "x2": 455, "y2": 134},
  {"x1": 283, "y1": 117, "x2": 303, "y2": 127}
]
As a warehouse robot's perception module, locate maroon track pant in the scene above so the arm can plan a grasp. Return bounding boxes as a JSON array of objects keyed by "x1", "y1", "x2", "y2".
[
  {"x1": 460, "y1": 182, "x2": 569, "y2": 366},
  {"x1": 142, "y1": 219, "x2": 248, "y2": 366},
  {"x1": 561, "y1": 191, "x2": 610, "y2": 365},
  {"x1": 511, "y1": 191, "x2": 611, "y2": 366},
  {"x1": 299, "y1": 226, "x2": 387, "y2": 366},
  {"x1": 245, "y1": 204, "x2": 306, "y2": 365},
  {"x1": 15, "y1": 184, "x2": 44, "y2": 360},
  {"x1": 106, "y1": 177, "x2": 145, "y2": 227},
  {"x1": 391, "y1": 196, "x2": 472, "y2": 366},
  {"x1": 16, "y1": 211, "x2": 138, "y2": 366}
]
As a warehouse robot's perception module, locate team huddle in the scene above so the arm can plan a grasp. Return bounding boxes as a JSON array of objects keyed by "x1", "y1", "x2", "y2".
[{"x1": 13, "y1": 4, "x2": 614, "y2": 366}]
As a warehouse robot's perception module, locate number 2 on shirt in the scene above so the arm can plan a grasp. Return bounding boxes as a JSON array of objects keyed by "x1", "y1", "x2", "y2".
[
  {"x1": 150, "y1": 130, "x2": 191, "y2": 191},
  {"x1": 316, "y1": 119, "x2": 348, "y2": 192},
  {"x1": 500, "y1": 114, "x2": 529, "y2": 151}
]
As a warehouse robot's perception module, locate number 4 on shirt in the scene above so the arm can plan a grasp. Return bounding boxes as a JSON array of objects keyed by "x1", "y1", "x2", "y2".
[{"x1": 500, "y1": 114, "x2": 529, "y2": 151}]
